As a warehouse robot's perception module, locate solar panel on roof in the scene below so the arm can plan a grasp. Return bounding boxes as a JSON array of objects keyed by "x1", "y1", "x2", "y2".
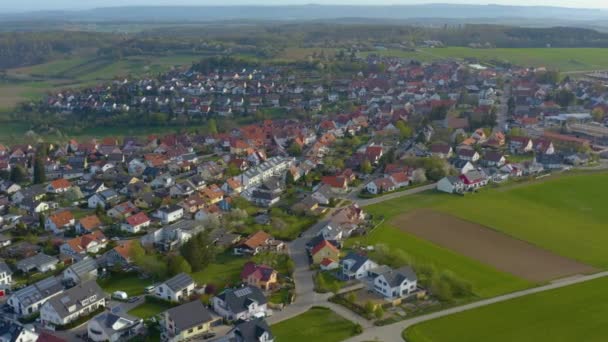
[{"x1": 234, "y1": 287, "x2": 252, "y2": 297}]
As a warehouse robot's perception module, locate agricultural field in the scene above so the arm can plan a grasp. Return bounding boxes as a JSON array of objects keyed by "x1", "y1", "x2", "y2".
[
  {"x1": 404, "y1": 276, "x2": 608, "y2": 342},
  {"x1": 367, "y1": 47, "x2": 608, "y2": 72},
  {"x1": 352, "y1": 172, "x2": 608, "y2": 297},
  {"x1": 272, "y1": 306, "x2": 360, "y2": 342}
]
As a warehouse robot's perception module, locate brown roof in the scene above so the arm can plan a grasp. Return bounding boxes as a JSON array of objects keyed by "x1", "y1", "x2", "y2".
[
  {"x1": 242, "y1": 231, "x2": 271, "y2": 249},
  {"x1": 50, "y1": 178, "x2": 71, "y2": 190},
  {"x1": 49, "y1": 211, "x2": 74, "y2": 227},
  {"x1": 79, "y1": 215, "x2": 102, "y2": 231}
]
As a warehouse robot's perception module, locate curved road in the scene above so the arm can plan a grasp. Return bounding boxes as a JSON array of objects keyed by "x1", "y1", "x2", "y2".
[{"x1": 345, "y1": 271, "x2": 608, "y2": 342}]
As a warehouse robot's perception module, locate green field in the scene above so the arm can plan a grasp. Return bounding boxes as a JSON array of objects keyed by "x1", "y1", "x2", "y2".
[
  {"x1": 405, "y1": 276, "x2": 608, "y2": 342},
  {"x1": 272, "y1": 307, "x2": 360, "y2": 342},
  {"x1": 352, "y1": 172, "x2": 608, "y2": 298},
  {"x1": 366, "y1": 47, "x2": 608, "y2": 72},
  {"x1": 97, "y1": 272, "x2": 154, "y2": 297}
]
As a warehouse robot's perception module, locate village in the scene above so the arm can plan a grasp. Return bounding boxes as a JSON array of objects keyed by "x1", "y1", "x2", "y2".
[{"x1": 0, "y1": 52, "x2": 607, "y2": 342}]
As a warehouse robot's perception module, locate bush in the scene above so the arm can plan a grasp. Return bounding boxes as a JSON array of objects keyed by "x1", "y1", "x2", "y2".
[{"x1": 353, "y1": 323, "x2": 363, "y2": 334}]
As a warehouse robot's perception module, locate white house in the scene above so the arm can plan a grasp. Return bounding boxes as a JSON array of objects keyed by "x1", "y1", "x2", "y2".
[
  {"x1": 0, "y1": 261, "x2": 13, "y2": 289},
  {"x1": 340, "y1": 252, "x2": 378, "y2": 280},
  {"x1": 8, "y1": 277, "x2": 64, "y2": 317},
  {"x1": 437, "y1": 176, "x2": 465, "y2": 194},
  {"x1": 369, "y1": 266, "x2": 418, "y2": 300},
  {"x1": 63, "y1": 258, "x2": 98, "y2": 285},
  {"x1": 0, "y1": 322, "x2": 38, "y2": 342},
  {"x1": 121, "y1": 212, "x2": 151, "y2": 234},
  {"x1": 154, "y1": 205, "x2": 184, "y2": 224},
  {"x1": 212, "y1": 286, "x2": 269, "y2": 321},
  {"x1": 88, "y1": 311, "x2": 143, "y2": 342},
  {"x1": 154, "y1": 273, "x2": 196, "y2": 302},
  {"x1": 365, "y1": 178, "x2": 396, "y2": 195},
  {"x1": 88, "y1": 189, "x2": 119, "y2": 209},
  {"x1": 40, "y1": 281, "x2": 106, "y2": 327}
]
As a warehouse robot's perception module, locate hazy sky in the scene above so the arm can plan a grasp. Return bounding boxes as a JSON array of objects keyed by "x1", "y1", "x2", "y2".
[{"x1": 1, "y1": 0, "x2": 607, "y2": 13}]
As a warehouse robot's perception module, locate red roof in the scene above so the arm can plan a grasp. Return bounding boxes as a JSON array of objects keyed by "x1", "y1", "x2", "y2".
[
  {"x1": 320, "y1": 258, "x2": 337, "y2": 267},
  {"x1": 50, "y1": 178, "x2": 71, "y2": 190},
  {"x1": 241, "y1": 262, "x2": 276, "y2": 282},
  {"x1": 311, "y1": 240, "x2": 339, "y2": 256},
  {"x1": 126, "y1": 212, "x2": 150, "y2": 226},
  {"x1": 321, "y1": 176, "x2": 347, "y2": 189}
]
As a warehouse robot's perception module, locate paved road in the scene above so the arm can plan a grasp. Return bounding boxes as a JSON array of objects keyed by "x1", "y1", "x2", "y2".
[
  {"x1": 353, "y1": 183, "x2": 437, "y2": 207},
  {"x1": 345, "y1": 271, "x2": 608, "y2": 342}
]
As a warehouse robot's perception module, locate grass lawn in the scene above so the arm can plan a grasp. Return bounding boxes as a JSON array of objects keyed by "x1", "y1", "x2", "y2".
[
  {"x1": 366, "y1": 47, "x2": 608, "y2": 72},
  {"x1": 128, "y1": 298, "x2": 176, "y2": 319},
  {"x1": 190, "y1": 252, "x2": 248, "y2": 289},
  {"x1": 314, "y1": 271, "x2": 347, "y2": 293},
  {"x1": 97, "y1": 272, "x2": 154, "y2": 297},
  {"x1": 405, "y1": 276, "x2": 608, "y2": 342},
  {"x1": 272, "y1": 307, "x2": 360, "y2": 342}
]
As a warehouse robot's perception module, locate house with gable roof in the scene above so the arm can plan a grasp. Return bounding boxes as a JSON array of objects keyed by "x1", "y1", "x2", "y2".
[
  {"x1": 154, "y1": 273, "x2": 196, "y2": 303},
  {"x1": 212, "y1": 285, "x2": 269, "y2": 321},
  {"x1": 241, "y1": 262, "x2": 278, "y2": 291},
  {"x1": 339, "y1": 252, "x2": 378, "y2": 280}
]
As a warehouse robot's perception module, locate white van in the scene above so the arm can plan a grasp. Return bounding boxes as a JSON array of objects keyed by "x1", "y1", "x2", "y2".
[
  {"x1": 144, "y1": 285, "x2": 156, "y2": 294},
  {"x1": 112, "y1": 291, "x2": 128, "y2": 301}
]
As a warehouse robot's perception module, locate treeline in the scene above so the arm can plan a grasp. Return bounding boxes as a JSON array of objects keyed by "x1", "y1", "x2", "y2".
[
  {"x1": 0, "y1": 31, "x2": 120, "y2": 69},
  {"x1": 430, "y1": 25, "x2": 608, "y2": 48}
]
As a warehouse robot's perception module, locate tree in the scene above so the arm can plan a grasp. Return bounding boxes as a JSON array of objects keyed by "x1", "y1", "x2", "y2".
[
  {"x1": 315, "y1": 273, "x2": 327, "y2": 290},
  {"x1": 555, "y1": 89, "x2": 575, "y2": 108},
  {"x1": 287, "y1": 141, "x2": 302, "y2": 156},
  {"x1": 65, "y1": 187, "x2": 84, "y2": 202},
  {"x1": 411, "y1": 168, "x2": 427, "y2": 184},
  {"x1": 208, "y1": 118, "x2": 218, "y2": 134},
  {"x1": 364, "y1": 301, "x2": 375, "y2": 316},
  {"x1": 347, "y1": 292, "x2": 356, "y2": 303},
  {"x1": 168, "y1": 255, "x2": 192, "y2": 276},
  {"x1": 592, "y1": 107, "x2": 605, "y2": 122},
  {"x1": 395, "y1": 120, "x2": 413, "y2": 139},
  {"x1": 430, "y1": 105, "x2": 449, "y2": 121},
  {"x1": 361, "y1": 159, "x2": 373, "y2": 174},
  {"x1": 374, "y1": 306, "x2": 384, "y2": 319},
  {"x1": 10, "y1": 165, "x2": 27, "y2": 184},
  {"x1": 180, "y1": 232, "x2": 217, "y2": 272},
  {"x1": 33, "y1": 156, "x2": 46, "y2": 184}
]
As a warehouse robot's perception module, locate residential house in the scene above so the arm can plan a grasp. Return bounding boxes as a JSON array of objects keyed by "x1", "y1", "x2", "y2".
[
  {"x1": 0, "y1": 321, "x2": 39, "y2": 342},
  {"x1": 107, "y1": 201, "x2": 138, "y2": 219},
  {"x1": 161, "y1": 300, "x2": 220, "y2": 342},
  {"x1": 63, "y1": 258, "x2": 98, "y2": 286},
  {"x1": 141, "y1": 220, "x2": 204, "y2": 252},
  {"x1": 365, "y1": 145, "x2": 384, "y2": 164},
  {"x1": 77, "y1": 215, "x2": 103, "y2": 234},
  {"x1": 251, "y1": 179, "x2": 283, "y2": 207},
  {"x1": 311, "y1": 240, "x2": 339, "y2": 265},
  {"x1": 59, "y1": 231, "x2": 107, "y2": 258},
  {"x1": 340, "y1": 252, "x2": 378, "y2": 280},
  {"x1": 121, "y1": 212, "x2": 151, "y2": 234},
  {"x1": 320, "y1": 176, "x2": 348, "y2": 193},
  {"x1": 234, "y1": 231, "x2": 284, "y2": 256},
  {"x1": 509, "y1": 136, "x2": 534, "y2": 154},
  {"x1": 459, "y1": 170, "x2": 489, "y2": 190},
  {"x1": 369, "y1": 266, "x2": 418, "y2": 300},
  {"x1": 320, "y1": 258, "x2": 340, "y2": 271},
  {"x1": 437, "y1": 176, "x2": 465, "y2": 194},
  {"x1": 366, "y1": 177, "x2": 396, "y2": 195},
  {"x1": 12, "y1": 184, "x2": 46, "y2": 204},
  {"x1": 457, "y1": 148, "x2": 480, "y2": 162},
  {"x1": 15, "y1": 253, "x2": 59, "y2": 273},
  {"x1": 154, "y1": 273, "x2": 196, "y2": 302},
  {"x1": 212, "y1": 285, "x2": 269, "y2": 321},
  {"x1": 40, "y1": 281, "x2": 106, "y2": 327},
  {"x1": 155, "y1": 205, "x2": 184, "y2": 224},
  {"x1": 450, "y1": 159, "x2": 476, "y2": 175},
  {"x1": 483, "y1": 152, "x2": 506, "y2": 167},
  {"x1": 429, "y1": 143, "x2": 454, "y2": 159},
  {"x1": 0, "y1": 261, "x2": 12, "y2": 289},
  {"x1": 46, "y1": 211, "x2": 75, "y2": 234},
  {"x1": 88, "y1": 189, "x2": 120, "y2": 209},
  {"x1": 46, "y1": 179, "x2": 71, "y2": 194},
  {"x1": 241, "y1": 262, "x2": 278, "y2": 291},
  {"x1": 8, "y1": 276, "x2": 64, "y2": 316},
  {"x1": 200, "y1": 184, "x2": 225, "y2": 205},
  {"x1": 103, "y1": 241, "x2": 134, "y2": 266},
  {"x1": 0, "y1": 181, "x2": 21, "y2": 195},
  {"x1": 87, "y1": 310, "x2": 143, "y2": 342},
  {"x1": 226, "y1": 318, "x2": 274, "y2": 342}
]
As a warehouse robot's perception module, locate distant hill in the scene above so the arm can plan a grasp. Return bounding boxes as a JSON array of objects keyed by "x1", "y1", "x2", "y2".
[{"x1": 2, "y1": 4, "x2": 608, "y2": 22}]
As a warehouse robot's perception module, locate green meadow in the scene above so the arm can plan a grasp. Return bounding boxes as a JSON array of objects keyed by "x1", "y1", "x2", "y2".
[{"x1": 405, "y1": 276, "x2": 608, "y2": 342}]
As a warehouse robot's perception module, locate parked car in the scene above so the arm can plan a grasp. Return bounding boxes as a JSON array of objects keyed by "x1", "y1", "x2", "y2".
[
  {"x1": 128, "y1": 296, "x2": 140, "y2": 303},
  {"x1": 112, "y1": 291, "x2": 128, "y2": 300}
]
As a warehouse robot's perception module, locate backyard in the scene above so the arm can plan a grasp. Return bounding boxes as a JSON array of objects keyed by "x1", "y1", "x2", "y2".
[
  {"x1": 128, "y1": 297, "x2": 176, "y2": 319},
  {"x1": 97, "y1": 272, "x2": 154, "y2": 297}
]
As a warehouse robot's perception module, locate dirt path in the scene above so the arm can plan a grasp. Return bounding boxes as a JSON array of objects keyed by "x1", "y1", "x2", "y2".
[{"x1": 392, "y1": 209, "x2": 597, "y2": 282}]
